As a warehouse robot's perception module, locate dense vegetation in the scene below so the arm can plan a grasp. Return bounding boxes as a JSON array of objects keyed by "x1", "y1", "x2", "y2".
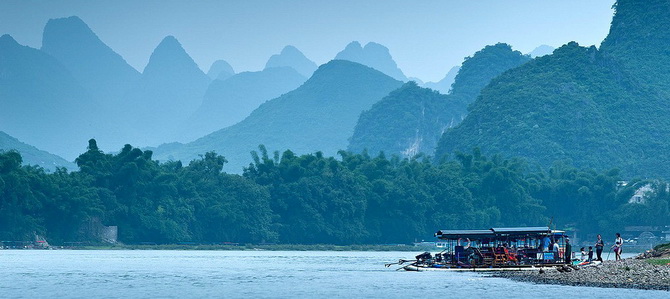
[
  {"x1": 3, "y1": 140, "x2": 669, "y2": 245},
  {"x1": 436, "y1": 0, "x2": 670, "y2": 178},
  {"x1": 349, "y1": 43, "x2": 530, "y2": 158}
]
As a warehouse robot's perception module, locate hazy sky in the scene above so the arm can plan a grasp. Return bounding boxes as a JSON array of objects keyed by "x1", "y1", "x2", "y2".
[{"x1": 1, "y1": 0, "x2": 615, "y2": 81}]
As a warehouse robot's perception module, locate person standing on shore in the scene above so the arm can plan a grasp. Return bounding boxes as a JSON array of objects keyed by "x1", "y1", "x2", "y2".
[
  {"x1": 613, "y1": 233, "x2": 623, "y2": 261},
  {"x1": 595, "y1": 234, "x2": 604, "y2": 261},
  {"x1": 564, "y1": 238, "x2": 572, "y2": 264}
]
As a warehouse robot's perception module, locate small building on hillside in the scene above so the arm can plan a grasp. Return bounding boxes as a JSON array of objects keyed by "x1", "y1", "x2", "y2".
[{"x1": 628, "y1": 184, "x2": 653, "y2": 204}]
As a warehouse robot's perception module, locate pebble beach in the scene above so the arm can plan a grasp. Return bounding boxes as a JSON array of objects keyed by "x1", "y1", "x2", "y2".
[{"x1": 493, "y1": 259, "x2": 670, "y2": 291}]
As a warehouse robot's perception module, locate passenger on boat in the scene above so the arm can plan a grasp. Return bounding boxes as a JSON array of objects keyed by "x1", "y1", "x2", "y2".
[
  {"x1": 452, "y1": 238, "x2": 472, "y2": 264},
  {"x1": 541, "y1": 235, "x2": 551, "y2": 252},
  {"x1": 456, "y1": 238, "x2": 471, "y2": 249},
  {"x1": 552, "y1": 240, "x2": 559, "y2": 253}
]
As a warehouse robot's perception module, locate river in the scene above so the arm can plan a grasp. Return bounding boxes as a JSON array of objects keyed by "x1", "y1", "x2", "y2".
[{"x1": 0, "y1": 250, "x2": 666, "y2": 298}]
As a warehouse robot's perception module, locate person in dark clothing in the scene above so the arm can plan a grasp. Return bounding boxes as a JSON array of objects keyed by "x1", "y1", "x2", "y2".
[
  {"x1": 588, "y1": 246, "x2": 594, "y2": 262},
  {"x1": 595, "y1": 234, "x2": 604, "y2": 262},
  {"x1": 564, "y1": 238, "x2": 572, "y2": 264}
]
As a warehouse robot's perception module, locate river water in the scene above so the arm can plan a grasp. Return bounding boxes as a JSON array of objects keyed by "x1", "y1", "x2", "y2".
[{"x1": 0, "y1": 250, "x2": 666, "y2": 298}]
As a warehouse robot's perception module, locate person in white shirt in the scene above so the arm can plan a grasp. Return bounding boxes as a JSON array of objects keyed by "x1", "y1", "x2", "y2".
[{"x1": 613, "y1": 232, "x2": 623, "y2": 261}]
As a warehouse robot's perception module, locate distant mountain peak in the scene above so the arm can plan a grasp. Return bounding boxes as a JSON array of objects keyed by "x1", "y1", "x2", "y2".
[
  {"x1": 280, "y1": 45, "x2": 300, "y2": 55},
  {"x1": 207, "y1": 59, "x2": 235, "y2": 80},
  {"x1": 363, "y1": 42, "x2": 389, "y2": 54},
  {"x1": 344, "y1": 41, "x2": 363, "y2": 51},
  {"x1": 44, "y1": 16, "x2": 90, "y2": 36},
  {"x1": 0, "y1": 34, "x2": 19, "y2": 47},
  {"x1": 308, "y1": 59, "x2": 389, "y2": 84},
  {"x1": 265, "y1": 45, "x2": 317, "y2": 78},
  {"x1": 528, "y1": 45, "x2": 555, "y2": 58},
  {"x1": 41, "y1": 15, "x2": 140, "y2": 99},
  {"x1": 157, "y1": 35, "x2": 180, "y2": 49},
  {"x1": 143, "y1": 35, "x2": 204, "y2": 76},
  {"x1": 42, "y1": 16, "x2": 104, "y2": 51},
  {"x1": 423, "y1": 65, "x2": 460, "y2": 94},
  {"x1": 334, "y1": 41, "x2": 407, "y2": 81}
]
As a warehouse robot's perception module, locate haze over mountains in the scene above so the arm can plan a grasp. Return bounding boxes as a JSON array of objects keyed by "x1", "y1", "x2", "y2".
[
  {"x1": 0, "y1": 33, "x2": 97, "y2": 160},
  {"x1": 206, "y1": 60, "x2": 235, "y2": 81},
  {"x1": 4, "y1": 5, "x2": 652, "y2": 180},
  {"x1": 265, "y1": 45, "x2": 318, "y2": 78},
  {"x1": 41, "y1": 16, "x2": 140, "y2": 101},
  {"x1": 335, "y1": 41, "x2": 408, "y2": 81},
  {"x1": 183, "y1": 66, "x2": 307, "y2": 142},
  {"x1": 528, "y1": 45, "x2": 555, "y2": 58},
  {"x1": 0, "y1": 131, "x2": 75, "y2": 171},
  {"x1": 423, "y1": 66, "x2": 460, "y2": 94},
  {"x1": 153, "y1": 60, "x2": 403, "y2": 171},
  {"x1": 2, "y1": 13, "x2": 455, "y2": 169},
  {"x1": 123, "y1": 35, "x2": 211, "y2": 145}
]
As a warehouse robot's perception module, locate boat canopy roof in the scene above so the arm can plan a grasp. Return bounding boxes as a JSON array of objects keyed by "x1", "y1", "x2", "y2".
[
  {"x1": 435, "y1": 226, "x2": 566, "y2": 240},
  {"x1": 434, "y1": 230, "x2": 495, "y2": 239},
  {"x1": 492, "y1": 227, "x2": 551, "y2": 235}
]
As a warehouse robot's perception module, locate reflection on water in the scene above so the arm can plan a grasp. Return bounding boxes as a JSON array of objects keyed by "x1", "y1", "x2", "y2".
[{"x1": 0, "y1": 251, "x2": 665, "y2": 298}]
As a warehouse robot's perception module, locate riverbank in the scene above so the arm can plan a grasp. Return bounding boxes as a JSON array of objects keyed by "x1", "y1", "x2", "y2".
[
  {"x1": 31, "y1": 243, "x2": 427, "y2": 251},
  {"x1": 493, "y1": 259, "x2": 670, "y2": 291}
]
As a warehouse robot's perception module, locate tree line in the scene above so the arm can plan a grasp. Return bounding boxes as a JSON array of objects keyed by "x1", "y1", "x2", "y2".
[{"x1": 1, "y1": 140, "x2": 668, "y2": 245}]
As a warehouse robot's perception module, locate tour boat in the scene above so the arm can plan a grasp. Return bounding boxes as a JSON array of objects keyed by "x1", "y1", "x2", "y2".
[{"x1": 388, "y1": 226, "x2": 573, "y2": 272}]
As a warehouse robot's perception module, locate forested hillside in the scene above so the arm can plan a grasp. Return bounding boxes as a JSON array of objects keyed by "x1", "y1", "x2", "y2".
[
  {"x1": 3, "y1": 142, "x2": 668, "y2": 245},
  {"x1": 436, "y1": 0, "x2": 670, "y2": 178},
  {"x1": 349, "y1": 43, "x2": 530, "y2": 157},
  {"x1": 348, "y1": 82, "x2": 456, "y2": 157}
]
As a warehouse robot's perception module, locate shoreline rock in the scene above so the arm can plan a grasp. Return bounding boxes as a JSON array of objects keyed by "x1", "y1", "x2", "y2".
[{"x1": 492, "y1": 259, "x2": 670, "y2": 291}]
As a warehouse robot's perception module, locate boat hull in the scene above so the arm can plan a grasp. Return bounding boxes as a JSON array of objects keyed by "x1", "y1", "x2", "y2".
[{"x1": 403, "y1": 264, "x2": 553, "y2": 272}]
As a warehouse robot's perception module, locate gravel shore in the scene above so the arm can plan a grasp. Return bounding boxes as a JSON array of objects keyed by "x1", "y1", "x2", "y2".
[{"x1": 493, "y1": 259, "x2": 670, "y2": 291}]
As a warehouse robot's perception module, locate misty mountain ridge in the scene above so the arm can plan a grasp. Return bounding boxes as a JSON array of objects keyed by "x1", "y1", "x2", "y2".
[
  {"x1": 528, "y1": 45, "x2": 555, "y2": 58},
  {"x1": 41, "y1": 16, "x2": 140, "y2": 100},
  {"x1": 181, "y1": 66, "x2": 307, "y2": 142},
  {"x1": 122, "y1": 35, "x2": 211, "y2": 146},
  {"x1": 423, "y1": 65, "x2": 460, "y2": 94},
  {"x1": 0, "y1": 131, "x2": 75, "y2": 171},
  {"x1": 207, "y1": 59, "x2": 235, "y2": 81},
  {"x1": 0, "y1": 33, "x2": 98, "y2": 160},
  {"x1": 152, "y1": 60, "x2": 403, "y2": 172},
  {"x1": 265, "y1": 45, "x2": 317, "y2": 78},
  {"x1": 335, "y1": 41, "x2": 408, "y2": 81}
]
